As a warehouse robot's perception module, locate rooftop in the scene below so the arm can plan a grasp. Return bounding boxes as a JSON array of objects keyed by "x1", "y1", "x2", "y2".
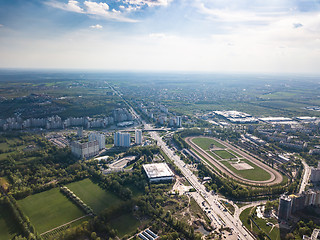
[{"x1": 143, "y1": 163, "x2": 174, "y2": 179}]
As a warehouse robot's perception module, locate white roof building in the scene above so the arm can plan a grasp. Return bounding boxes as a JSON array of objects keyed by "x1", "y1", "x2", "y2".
[{"x1": 143, "y1": 163, "x2": 174, "y2": 182}]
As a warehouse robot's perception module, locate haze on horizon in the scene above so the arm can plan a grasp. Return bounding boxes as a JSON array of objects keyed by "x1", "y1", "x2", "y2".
[{"x1": 0, "y1": 0, "x2": 320, "y2": 74}]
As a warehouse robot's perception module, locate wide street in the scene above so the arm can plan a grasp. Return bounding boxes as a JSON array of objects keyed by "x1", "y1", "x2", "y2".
[
  {"x1": 299, "y1": 158, "x2": 311, "y2": 194},
  {"x1": 148, "y1": 127, "x2": 256, "y2": 240}
]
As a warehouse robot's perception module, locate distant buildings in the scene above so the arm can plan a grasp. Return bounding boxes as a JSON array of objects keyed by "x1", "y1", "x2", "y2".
[
  {"x1": 0, "y1": 107, "x2": 132, "y2": 131},
  {"x1": 214, "y1": 110, "x2": 258, "y2": 123},
  {"x1": 114, "y1": 132, "x2": 131, "y2": 147},
  {"x1": 310, "y1": 162, "x2": 320, "y2": 182},
  {"x1": 135, "y1": 129, "x2": 142, "y2": 145},
  {"x1": 143, "y1": 163, "x2": 174, "y2": 183}
]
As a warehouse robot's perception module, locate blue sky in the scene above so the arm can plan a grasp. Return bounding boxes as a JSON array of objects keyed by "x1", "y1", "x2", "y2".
[{"x1": 0, "y1": 0, "x2": 320, "y2": 73}]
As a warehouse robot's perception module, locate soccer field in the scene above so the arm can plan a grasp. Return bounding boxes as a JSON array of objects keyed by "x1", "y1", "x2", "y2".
[{"x1": 18, "y1": 188, "x2": 84, "y2": 234}]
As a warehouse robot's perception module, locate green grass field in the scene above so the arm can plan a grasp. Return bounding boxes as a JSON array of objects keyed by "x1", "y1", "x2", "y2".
[
  {"x1": 228, "y1": 149, "x2": 242, "y2": 158},
  {"x1": 0, "y1": 202, "x2": 21, "y2": 239},
  {"x1": 206, "y1": 150, "x2": 220, "y2": 160},
  {"x1": 192, "y1": 137, "x2": 226, "y2": 150},
  {"x1": 109, "y1": 213, "x2": 141, "y2": 237},
  {"x1": 18, "y1": 188, "x2": 84, "y2": 234},
  {"x1": 213, "y1": 150, "x2": 236, "y2": 159},
  {"x1": 240, "y1": 206, "x2": 280, "y2": 240},
  {"x1": 220, "y1": 159, "x2": 271, "y2": 181},
  {"x1": 66, "y1": 178, "x2": 123, "y2": 214}
]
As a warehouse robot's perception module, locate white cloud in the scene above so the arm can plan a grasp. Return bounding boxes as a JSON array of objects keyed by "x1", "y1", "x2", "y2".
[
  {"x1": 90, "y1": 24, "x2": 103, "y2": 29},
  {"x1": 46, "y1": 0, "x2": 84, "y2": 13},
  {"x1": 46, "y1": 0, "x2": 138, "y2": 22},
  {"x1": 0, "y1": 24, "x2": 3, "y2": 28},
  {"x1": 123, "y1": 0, "x2": 172, "y2": 7},
  {"x1": 84, "y1": 1, "x2": 109, "y2": 15}
]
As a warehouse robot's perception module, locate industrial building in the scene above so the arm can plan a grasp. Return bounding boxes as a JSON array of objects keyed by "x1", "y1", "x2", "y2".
[
  {"x1": 114, "y1": 132, "x2": 131, "y2": 147},
  {"x1": 143, "y1": 163, "x2": 174, "y2": 182},
  {"x1": 135, "y1": 129, "x2": 142, "y2": 145}
]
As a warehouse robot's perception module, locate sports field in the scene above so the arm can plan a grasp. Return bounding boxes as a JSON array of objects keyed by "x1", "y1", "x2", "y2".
[
  {"x1": 187, "y1": 137, "x2": 278, "y2": 184},
  {"x1": 18, "y1": 188, "x2": 84, "y2": 234},
  {"x1": 66, "y1": 178, "x2": 123, "y2": 214},
  {"x1": 191, "y1": 137, "x2": 226, "y2": 150}
]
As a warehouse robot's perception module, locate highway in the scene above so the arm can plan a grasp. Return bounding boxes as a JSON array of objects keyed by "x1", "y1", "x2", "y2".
[{"x1": 148, "y1": 127, "x2": 255, "y2": 240}]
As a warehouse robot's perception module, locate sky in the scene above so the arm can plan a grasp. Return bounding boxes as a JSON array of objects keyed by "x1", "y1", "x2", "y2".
[{"x1": 0, "y1": 0, "x2": 320, "y2": 73}]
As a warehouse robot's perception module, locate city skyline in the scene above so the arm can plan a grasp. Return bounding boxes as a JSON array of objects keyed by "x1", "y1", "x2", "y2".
[{"x1": 0, "y1": 0, "x2": 320, "y2": 74}]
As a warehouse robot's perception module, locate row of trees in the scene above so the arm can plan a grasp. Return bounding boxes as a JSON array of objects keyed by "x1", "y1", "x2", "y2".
[
  {"x1": 1, "y1": 195, "x2": 40, "y2": 240},
  {"x1": 60, "y1": 186, "x2": 94, "y2": 215}
]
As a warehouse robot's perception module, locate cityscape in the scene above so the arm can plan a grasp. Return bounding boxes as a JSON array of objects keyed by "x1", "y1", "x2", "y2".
[{"x1": 1, "y1": 1, "x2": 320, "y2": 240}]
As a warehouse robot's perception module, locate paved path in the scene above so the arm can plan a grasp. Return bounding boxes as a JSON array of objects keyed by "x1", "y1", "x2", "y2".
[{"x1": 40, "y1": 215, "x2": 90, "y2": 236}]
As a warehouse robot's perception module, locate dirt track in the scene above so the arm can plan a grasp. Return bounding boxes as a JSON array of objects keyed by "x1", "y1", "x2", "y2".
[{"x1": 185, "y1": 136, "x2": 283, "y2": 186}]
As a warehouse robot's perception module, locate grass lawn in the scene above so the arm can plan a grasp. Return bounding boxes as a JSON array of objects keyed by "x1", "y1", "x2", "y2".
[
  {"x1": 206, "y1": 150, "x2": 220, "y2": 160},
  {"x1": 240, "y1": 206, "x2": 280, "y2": 240},
  {"x1": 228, "y1": 150, "x2": 242, "y2": 158},
  {"x1": 192, "y1": 137, "x2": 226, "y2": 150},
  {"x1": 109, "y1": 213, "x2": 141, "y2": 237},
  {"x1": 0, "y1": 202, "x2": 21, "y2": 239},
  {"x1": 66, "y1": 178, "x2": 123, "y2": 214},
  {"x1": 220, "y1": 159, "x2": 271, "y2": 181},
  {"x1": 18, "y1": 188, "x2": 84, "y2": 234},
  {"x1": 213, "y1": 150, "x2": 235, "y2": 159}
]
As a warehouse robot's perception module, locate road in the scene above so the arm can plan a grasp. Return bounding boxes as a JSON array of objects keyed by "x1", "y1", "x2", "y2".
[
  {"x1": 148, "y1": 127, "x2": 255, "y2": 240},
  {"x1": 299, "y1": 158, "x2": 311, "y2": 194},
  {"x1": 111, "y1": 87, "x2": 257, "y2": 239}
]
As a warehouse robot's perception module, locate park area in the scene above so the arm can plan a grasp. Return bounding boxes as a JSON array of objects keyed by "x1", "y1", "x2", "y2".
[
  {"x1": 66, "y1": 178, "x2": 123, "y2": 214},
  {"x1": 18, "y1": 188, "x2": 85, "y2": 234},
  {"x1": 240, "y1": 206, "x2": 280, "y2": 240}
]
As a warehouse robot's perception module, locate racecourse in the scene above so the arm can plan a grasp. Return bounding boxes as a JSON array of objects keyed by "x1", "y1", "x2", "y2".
[{"x1": 185, "y1": 136, "x2": 283, "y2": 186}]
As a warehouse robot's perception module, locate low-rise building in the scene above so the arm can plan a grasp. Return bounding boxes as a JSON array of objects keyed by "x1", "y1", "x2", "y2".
[{"x1": 143, "y1": 163, "x2": 174, "y2": 182}]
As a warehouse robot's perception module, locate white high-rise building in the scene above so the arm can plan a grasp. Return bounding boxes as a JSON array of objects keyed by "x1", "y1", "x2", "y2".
[
  {"x1": 88, "y1": 132, "x2": 105, "y2": 150},
  {"x1": 176, "y1": 116, "x2": 182, "y2": 127},
  {"x1": 135, "y1": 129, "x2": 142, "y2": 145},
  {"x1": 114, "y1": 132, "x2": 131, "y2": 147}
]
